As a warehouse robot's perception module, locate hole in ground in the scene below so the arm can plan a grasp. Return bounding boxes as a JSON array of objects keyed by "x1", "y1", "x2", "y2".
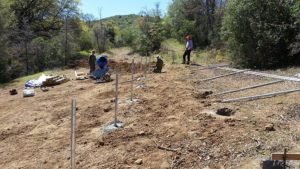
[{"x1": 215, "y1": 108, "x2": 235, "y2": 116}]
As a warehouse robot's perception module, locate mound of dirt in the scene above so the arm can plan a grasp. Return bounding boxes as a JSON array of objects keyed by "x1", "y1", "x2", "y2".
[{"x1": 72, "y1": 57, "x2": 150, "y2": 74}]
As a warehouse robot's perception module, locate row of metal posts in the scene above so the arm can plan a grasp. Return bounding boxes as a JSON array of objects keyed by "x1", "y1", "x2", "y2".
[{"x1": 70, "y1": 54, "x2": 151, "y2": 169}]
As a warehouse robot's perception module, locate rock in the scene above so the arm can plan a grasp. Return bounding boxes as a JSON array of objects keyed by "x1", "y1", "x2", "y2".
[
  {"x1": 104, "y1": 107, "x2": 111, "y2": 112},
  {"x1": 204, "y1": 103, "x2": 212, "y2": 107},
  {"x1": 110, "y1": 98, "x2": 115, "y2": 102},
  {"x1": 265, "y1": 123, "x2": 275, "y2": 131},
  {"x1": 138, "y1": 131, "x2": 145, "y2": 136},
  {"x1": 96, "y1": 141, "x2": 104, "y2": 147},
  {"x1": 135, "y1": 159, "x2": 143, "y2": 165}
]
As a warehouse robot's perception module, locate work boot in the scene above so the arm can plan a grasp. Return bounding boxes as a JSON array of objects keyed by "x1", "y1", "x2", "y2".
[
  {"x1": 187, "y1": 61, "x2": 190, "y2": 65},
  {"x1": 182, "y1": 61, "x2": 186, "y2": 64}
]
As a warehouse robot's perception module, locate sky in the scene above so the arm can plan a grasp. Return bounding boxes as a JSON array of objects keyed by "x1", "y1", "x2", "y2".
[{"x1": 79, "y1": 0, "x2": 172, "y2": 19}]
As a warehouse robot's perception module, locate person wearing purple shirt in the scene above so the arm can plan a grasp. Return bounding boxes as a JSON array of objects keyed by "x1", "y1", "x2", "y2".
[{"x1": 182, "y1": 35, "x2": 193, "y2": 64}]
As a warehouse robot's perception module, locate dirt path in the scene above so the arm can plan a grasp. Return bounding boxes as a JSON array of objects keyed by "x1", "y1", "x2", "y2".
[{"x1": 0, "y1": 49, "x2": 300, "y2": 168}]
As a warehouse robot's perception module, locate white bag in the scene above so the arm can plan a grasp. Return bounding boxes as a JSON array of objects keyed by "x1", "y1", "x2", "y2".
[{"x1": 23, "y1": 89, "x2": 35, "y2": 97}]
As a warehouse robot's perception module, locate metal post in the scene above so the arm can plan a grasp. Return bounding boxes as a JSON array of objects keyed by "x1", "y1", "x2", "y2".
[
  {"x1": 114, "y1": 73, "x2": 119, "y2": 127},
  {"x1": 144, "y1": 55, "x2": 148, "y2": 78},
  {"x1": 70, "y1": 99, "x2": 76, "y2": 169},
  {"x1": 283, "y1": 148, "x2": 287, "y2": 169},
  {"x1": 148, "y1": 54, "x2": 151, "y2": 73},
  {"x1": 140, "y1": 56, "x2": 143, "y2": 72},
  {"x1": 131, "y1": 59, "x2": 134, "y2": 101}
]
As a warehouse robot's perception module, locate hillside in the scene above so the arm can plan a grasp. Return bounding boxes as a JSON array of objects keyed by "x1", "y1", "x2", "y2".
[
  {"x1": 98, "y1": 14, "x2": 140, "y2": 29},
  {"x1": 0, "y1": 48, "x2": 300, "y2": 168}
]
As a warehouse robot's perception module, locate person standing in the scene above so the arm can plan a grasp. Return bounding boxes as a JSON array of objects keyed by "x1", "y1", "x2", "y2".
[
  {"x1": 89, "y1": 50, "x2": 96, "y2": 74},
  {"x1": 182, "y1": 35, "x2": 193, "y2": 64}
]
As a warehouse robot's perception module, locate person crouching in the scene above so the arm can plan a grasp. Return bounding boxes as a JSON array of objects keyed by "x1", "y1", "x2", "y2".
[{"x1": 153, "y1": 55, "x2": 164, "y2": 73}]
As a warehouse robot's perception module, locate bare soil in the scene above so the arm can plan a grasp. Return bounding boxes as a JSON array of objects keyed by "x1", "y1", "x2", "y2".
[{"x1": 0, "y1": 49, "x2": 300, "y2": 169}]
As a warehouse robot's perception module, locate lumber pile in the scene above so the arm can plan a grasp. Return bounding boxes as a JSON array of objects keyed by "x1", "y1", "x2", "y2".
[{"x1": 41, "y1": 75, "x2": 69, "y2": 87}]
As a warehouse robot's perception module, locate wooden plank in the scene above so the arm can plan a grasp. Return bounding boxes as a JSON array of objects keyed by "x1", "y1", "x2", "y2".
[{"x1": 272, "y1": 153, "x2": 300, "y2": 160}]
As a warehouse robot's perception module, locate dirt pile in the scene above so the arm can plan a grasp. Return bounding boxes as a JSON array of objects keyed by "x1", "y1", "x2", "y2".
[{"x1": 72, "y1": 57, "x2": 150, "y2": 74}]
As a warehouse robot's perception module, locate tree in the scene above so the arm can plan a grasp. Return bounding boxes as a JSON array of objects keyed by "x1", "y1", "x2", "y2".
[
  {"x1": 136, "y1": 3, "x2": 164, "y2": 54},
  {"x1": 0, "y1": 0, "x2": 11, "y2": 82},
  {"x1": 222, "y1": 0, "x2": 297, "y2": 68},
  {"x1": 289, "y1": 1, "x2": 300, "y2": 60},
  {"x1": 167, "y1": 0, "x2": 227, "y2": 47}
]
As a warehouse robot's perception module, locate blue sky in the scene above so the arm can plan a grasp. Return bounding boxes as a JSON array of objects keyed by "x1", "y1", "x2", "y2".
[{"x1": 79, "y1": 0, "x2": 172, "y2": 19}]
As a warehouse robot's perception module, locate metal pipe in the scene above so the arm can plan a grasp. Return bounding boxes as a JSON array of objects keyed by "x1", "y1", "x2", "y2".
[
  {"x1": 191, "y1": 64, "x2": 229, "y2": 71},
  {"x1": 148, "y1": 54, "x2": 151, "y2": 73},
  {"x1": 131, "y1": 59, "x2": 134, "y2": 101},
  {"x1": 199, "y1": 70, "x2": 248, "y2": 82},
  {"x1": 214, "y1": 80, "x2": 284, "y2": 96},
  {"x1": 218, "y1": 67, "x2": 300, "y2": 82},
  {"x1": 222, "y1": 88, "x2": 300, "y2": 103},
  {"x1": 114, "y1": 73, "x2": 119, "y2": 127},
  {"x1": 140, "y1": 56, "x2": 143, "y2": 72},
  {"x1": 144, "y1": 55, "x2": 147, "y2": 78},
  {"x1": 70, "y1": 99, "x2": 76, "y2": 169}
]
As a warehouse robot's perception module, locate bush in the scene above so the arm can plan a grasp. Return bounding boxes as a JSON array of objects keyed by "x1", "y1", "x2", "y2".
[
  {"x1": 222, "y1": 0, "x2": 297, "y2": 69},
  {"x1": 74, "y1": 51, "x2": 90, "y2": 59}
]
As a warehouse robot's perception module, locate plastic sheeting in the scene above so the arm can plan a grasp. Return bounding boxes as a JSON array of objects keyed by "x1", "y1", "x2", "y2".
[{"x1": 25, "y1": 74, "x2": 53, "y2": 88}]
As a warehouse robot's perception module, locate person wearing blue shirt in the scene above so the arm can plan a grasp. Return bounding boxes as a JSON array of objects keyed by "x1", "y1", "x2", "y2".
[
  {"x1": 182, "y1": 35, "x2": 193, "y2": 64},
  {"x1": 93, "y1": 56, "x2": 109, "y2": 77}
]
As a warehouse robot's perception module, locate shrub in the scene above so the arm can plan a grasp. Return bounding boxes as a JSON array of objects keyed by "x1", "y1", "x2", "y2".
[{"x1": 222, "y1": 0, "x2": 297, "y2": 69}]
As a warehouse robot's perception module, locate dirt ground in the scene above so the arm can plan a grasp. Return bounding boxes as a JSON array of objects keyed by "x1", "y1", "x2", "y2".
[{"x1": 0, "y1": 49, "x2": 300, "y2": 169}]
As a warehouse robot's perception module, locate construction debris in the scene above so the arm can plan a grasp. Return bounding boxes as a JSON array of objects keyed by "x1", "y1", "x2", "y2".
[
  {"x1": 75, "y1": 71, "x2": 89, "y2": 80},
  {"x1": 41, "y1": 76, "x2": 69, "y2": 87}
]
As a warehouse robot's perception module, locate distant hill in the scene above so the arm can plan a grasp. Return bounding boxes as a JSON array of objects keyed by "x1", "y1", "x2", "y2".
[{"x1": 96, "y1": 14, "x2": 141, "y2": 29}]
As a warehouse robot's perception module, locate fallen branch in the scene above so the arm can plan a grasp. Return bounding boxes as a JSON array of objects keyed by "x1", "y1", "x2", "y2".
[
  {"x1": 157, "y1": 146, "x2": 178, "y2": 152},
  {"x1": 171, "y1": 158, "x2": 185, "y2": 169},
  {"x1": 152, "y1": 140, "x2": 178, "y2": 152}
]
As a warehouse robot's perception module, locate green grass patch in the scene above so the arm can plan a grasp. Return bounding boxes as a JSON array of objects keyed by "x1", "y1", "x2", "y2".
[
  {"x1": 161, "y1": 38, "x2": 184, "y2": 50},
  {"x1": 160, "y1": 38, "x2": 228, "y2": 65},
  {"x1": 73, "y1": 50, "x2": 90, "y2": 59},
  {"x1": 0, "y1": 70, "x2": 64, "y2": 88}
]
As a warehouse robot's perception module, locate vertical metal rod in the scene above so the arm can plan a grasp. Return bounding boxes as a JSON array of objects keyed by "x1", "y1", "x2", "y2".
[
  {"x1": 140, "y1": 56, "x2": 143, "y2": 72},
  {"x1": 144, "y1": 55, "x2": 148, "y2": 78},
  {"x1": 114, "y1": 73, "x2": 118, "y2": 127},
  {"x1": 70, "y1": 99, "x2": 76, "y2": 169},
  {"x1": 131, "y1": 59, "x2": 134, "y2": 101},
  {"x1": 283, "y1": 148, "x2": 287, "y2": 169},
  {"x1": 148, "y1": 54, "x2": 151, "y2": 73}
]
